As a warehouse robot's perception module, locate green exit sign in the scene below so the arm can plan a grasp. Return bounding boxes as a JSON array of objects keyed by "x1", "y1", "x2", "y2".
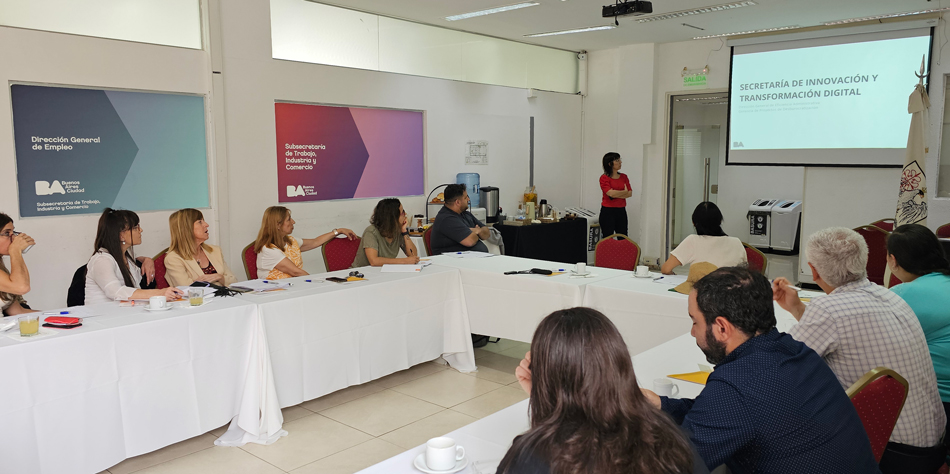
[{"x1": 684, "y1": 74, "x2": 707, "y2": 88}]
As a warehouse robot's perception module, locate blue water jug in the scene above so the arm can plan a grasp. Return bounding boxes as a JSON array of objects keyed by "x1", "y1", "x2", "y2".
[{"x1": 456, "y1": 173, "x2": 480, "y2": 207}]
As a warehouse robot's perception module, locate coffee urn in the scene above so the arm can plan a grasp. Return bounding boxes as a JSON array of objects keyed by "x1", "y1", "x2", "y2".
[{"x1": 480, "y1": 186, "x2": 500, "y2": 223}]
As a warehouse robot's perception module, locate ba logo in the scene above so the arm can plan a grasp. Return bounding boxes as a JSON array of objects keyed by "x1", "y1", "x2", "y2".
[
  {"x1": 733, "y1": 141, "x2": 744, "y2": 148},
  {"x1": 286, "y1": 185, "x2": 306, "y2": 197},
  {"x1": 35, "y1": 180, "x2": 66, "y2": 196}
]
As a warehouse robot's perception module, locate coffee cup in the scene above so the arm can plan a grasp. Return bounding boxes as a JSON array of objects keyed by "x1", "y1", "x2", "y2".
[
  {"x1": 148, "y1": 296, "x2": 167, "y2": 310},
  {"x1": 575, "y1": 262, "x2": 587, "y2": 274},
  {"x1": 653, "y1": 378, "x2": 679, "y2": 398},
  {"x1": 636, "y1": 265, "x2": 650, "y2": 277},
  {"x1": 426, "y1": 437, "x2": 465, "y2": 471}
]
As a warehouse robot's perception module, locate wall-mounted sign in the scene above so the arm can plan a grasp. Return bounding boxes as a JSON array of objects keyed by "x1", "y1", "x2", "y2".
[
  {"x1": 11, "y1": 84, "x2": 209, "y2": 217},
  {"x1": 683, "y1": 74, "x2": 708, "y2": 88}
]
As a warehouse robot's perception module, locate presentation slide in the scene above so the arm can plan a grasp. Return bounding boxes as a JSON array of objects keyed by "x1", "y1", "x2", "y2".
[
  {"x1": 728, "y1": 30, "x2": 931, "y2": 166},
  {"x1": 275, "y1": 102, "x2": 424, "y2": 202},
  {"x1": 11, "y1": 84, "x2": 209, "y2": 217}
]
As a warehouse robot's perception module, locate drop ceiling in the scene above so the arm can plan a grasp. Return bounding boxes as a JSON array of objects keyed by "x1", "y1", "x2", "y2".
[{"x1": 314, "y1": 0, "x2": 943, "y2": 51}]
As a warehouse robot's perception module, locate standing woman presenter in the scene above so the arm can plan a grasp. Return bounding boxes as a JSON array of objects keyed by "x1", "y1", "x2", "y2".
[{"x1": 599, "y1": 152, "x2": 632, "y2": 238}]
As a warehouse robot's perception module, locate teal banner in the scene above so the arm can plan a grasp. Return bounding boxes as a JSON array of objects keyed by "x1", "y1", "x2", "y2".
[{"x1": 11, "y1": 84, "x2": 209, "y2": 217}]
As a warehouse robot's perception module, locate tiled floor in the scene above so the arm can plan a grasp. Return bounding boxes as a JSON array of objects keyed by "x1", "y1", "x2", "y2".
[{"x1": 100, "y1": 341, "x2": 530, "y2": 474}]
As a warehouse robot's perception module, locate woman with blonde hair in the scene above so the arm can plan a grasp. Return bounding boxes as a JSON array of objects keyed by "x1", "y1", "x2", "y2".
[
  {"x1": 254, "y1": 206, "x2": 356, "y2": 279},
  {"x1": 0, "y1": 212, "x2": 36, "y2": 316},
  {"x1": 164, "y1": 208, "x2": 236, "y2": 287}
]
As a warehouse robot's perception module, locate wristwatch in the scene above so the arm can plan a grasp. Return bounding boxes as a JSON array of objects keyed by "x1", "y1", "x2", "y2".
[
  {"x1": 401, "y1": 231, "x2": 410, "y2": 236},
  {"x1": 332, "y1": 229, "x2": 339, "y2": 236}
]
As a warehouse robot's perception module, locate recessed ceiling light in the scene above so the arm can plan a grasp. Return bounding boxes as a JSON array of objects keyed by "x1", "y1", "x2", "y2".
[
  {"x1": 822, "y1": 7, "x2": 950, "y2": 26},
  {"x1": 636, "y1": 1, "x2": 756, "y2": 23},
  {"x1": 445, "y1": 2, "x2": 540, "y2": 21},
  {"x1": 525, "y1": 25, "x2": 616, "y2": 37},
  {"x1": 693, "y1": 25, "x2": 799, "y2": 39}
]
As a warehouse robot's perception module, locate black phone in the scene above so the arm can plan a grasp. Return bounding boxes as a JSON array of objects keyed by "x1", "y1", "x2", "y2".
[{"x1": 326, "y1": 277, "x2": 348, "y2": 283}]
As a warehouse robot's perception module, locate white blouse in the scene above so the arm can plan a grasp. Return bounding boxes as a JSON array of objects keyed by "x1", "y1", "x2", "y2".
[
  {"x1": 84, "y1": 249, "x2": 141, "y2": 305},
  {"x1": 670, "y1": 234, "x2": 748, "y2": 268}
]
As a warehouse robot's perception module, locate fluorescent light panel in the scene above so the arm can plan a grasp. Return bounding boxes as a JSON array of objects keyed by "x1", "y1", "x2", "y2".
[
  {"x1": 823, "y1": 7, "x2": 950, "y2": 26},
  {"x1": 693, "y1": 25, "x2": 799, "y2": 39},
  {"x1": 525, "y1": 25, "x2": 616, "y2": 37},
  {"x1": 445, "y1": 2, "x2": 539, "y2": 21},
  {"x1": 636, "y1": 1, "x2": 756, "y2": 23}
]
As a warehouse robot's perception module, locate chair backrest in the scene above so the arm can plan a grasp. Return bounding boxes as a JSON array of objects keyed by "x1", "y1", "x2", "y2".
[
  {"x1": 742, "y1": 242, "x2": 768, "y2": 274},
  {"x1": 422, "y1": 227, "x2": 433, "y2": 256},
  {"x1": 66, "y1": 265, "x2": 87, "y2": 307},
  {"x1": 153, "y1": 248, "x2": 169, "y2": 289},
  {"x1": 846, "y1": 367, "x2": 909, "y2": 463},
  {"x1": 854, "y1": 225, "x2": 889, "y2": 286},
  {"x1": 243, "y1": 242, "x2": 258, "y2": 280},
  {"x1": 937, "y1": 223, "x2": 950, "y2": 239},
  {"x1": 594, "y1": 234, "x2": 641, "y2": 271},
  {"x1": 322, "y1": 236, "x2": 362, "y2": 272},
  {"x1": 870, "y1": 219, "x2": 895, "y2": 232}
]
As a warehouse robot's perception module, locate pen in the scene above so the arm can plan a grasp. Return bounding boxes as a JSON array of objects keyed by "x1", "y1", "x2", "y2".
[
  {"x1": 771, "y1": 279, "x2": 802, "y2": 291},
  {"x1": 43, "y1": 311, "x2": 69, "y2": 315},
  {"x1": 305, "y1": 279, "x2": 312, "y2": 282}
]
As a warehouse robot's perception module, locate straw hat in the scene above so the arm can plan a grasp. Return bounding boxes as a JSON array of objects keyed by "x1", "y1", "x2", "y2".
[{"x1": 673, "y1": 262, "x2": 719, "y2": 294}]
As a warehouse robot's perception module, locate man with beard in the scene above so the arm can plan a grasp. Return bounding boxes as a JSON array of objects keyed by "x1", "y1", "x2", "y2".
[{"x1": 641, "y1": 267, "x2": 879, "y2": 473}]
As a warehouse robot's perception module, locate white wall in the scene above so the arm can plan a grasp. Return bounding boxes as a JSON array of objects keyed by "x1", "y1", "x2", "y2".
[
  {"x1": 0, "y1": 25, "x2": 216, "y2": 309},
  {"x1": 215, "y1": 0, "x2": 583, "y2": 275}
]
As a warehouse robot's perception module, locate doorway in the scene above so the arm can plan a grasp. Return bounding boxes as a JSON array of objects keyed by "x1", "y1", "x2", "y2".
[{"x1": 665, "y1": 93, "x2": 729, "y2": 257}]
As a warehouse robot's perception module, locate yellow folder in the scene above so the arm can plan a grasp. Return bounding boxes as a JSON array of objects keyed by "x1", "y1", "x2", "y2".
[{"x1": 667, "y1": 371, "x2": 710, "y2": 385}]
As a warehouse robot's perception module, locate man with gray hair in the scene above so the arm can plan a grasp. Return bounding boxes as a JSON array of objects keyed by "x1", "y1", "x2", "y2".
[{"x1": 774, "y1": 227, "x2": 945, "y2": 474}]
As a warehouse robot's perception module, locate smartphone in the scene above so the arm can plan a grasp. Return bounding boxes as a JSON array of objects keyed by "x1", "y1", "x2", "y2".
[{"x1": 326, "y1": 277, "x2": 348, "y2": 283}]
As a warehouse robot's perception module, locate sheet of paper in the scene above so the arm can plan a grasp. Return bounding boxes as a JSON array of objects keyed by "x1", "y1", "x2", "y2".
[
  {"x1": 381, "y1": 264, "x2": 424, "y2": 273},
  {"x1": 231, "y1": 279, "x2": 292, "y2": 292},
  {"x1": 444, "y1": 251, "x2": 494, "y2": 258},
  {"x1": 176, "y1": 286, "x2": 216, "y2": 296},
  {"x1": 653, "y1": 275, "x2": 688, "y2": 286}
]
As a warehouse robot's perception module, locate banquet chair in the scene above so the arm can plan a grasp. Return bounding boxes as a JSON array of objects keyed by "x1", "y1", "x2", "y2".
[
  {"x1": 242, "y1": 242, "x2": 258, "y2": 280},
  {"x1": 742, "y1": 242, "x2": 768, "y2": 274},
  {"x1": 937, "y1": 223, "x2": 950, "y2": 239},
  {"x1": 66, "y1": 265, "x2": 87, "y2": 307},
  {"x1": 846, "y1": 367, "x2": 908, "y2": 463},
  {"x1": 322, "y1": 236, "x2": 362, "y2": 272},
  {"x1": 422, "y1": 227, "x2": 433, "y2": 256},
  {"x1": 854, "y1": 225, "x2": 889, "y2": 286},
  {"x1": 153, "y1": 248, "x2": 169, "y2": 289},
  {"x1": 594, "y1": 234, "x2": 641, "y2": 271},
  {"x1": 870, "y1": 218, "x2": 895, "y2": 232}
]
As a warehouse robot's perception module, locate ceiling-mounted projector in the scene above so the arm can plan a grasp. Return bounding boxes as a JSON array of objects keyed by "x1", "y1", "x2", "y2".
[{"x1": 602, "y1": 0, "x2": 653, "y2": 17}]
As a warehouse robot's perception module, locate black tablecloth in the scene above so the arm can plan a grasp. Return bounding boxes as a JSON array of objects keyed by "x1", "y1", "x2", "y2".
[{"x1": 493, "y1": 219, "x2": 588, "y2": 265}]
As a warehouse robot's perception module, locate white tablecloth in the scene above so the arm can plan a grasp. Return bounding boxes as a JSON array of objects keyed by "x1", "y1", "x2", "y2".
[
  {"x1": 0, "y1": 297, "x2": 281, "y2": 474},
  {"x1": 410, "y1": 236, "x2": 500, "y2": 258},
  {"x1": 428, "y1": 255, "x2": 631, "y2": 342},
  {"x1": 244, "y1": 265, "x2": 477, "y2": 408}
]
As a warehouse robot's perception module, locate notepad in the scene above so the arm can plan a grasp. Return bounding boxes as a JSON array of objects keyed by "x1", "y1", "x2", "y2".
[
  {"x1": 667, "y1": 371, "x2": 711, "y2": 385},
  {"x1": 381, "y1": 264, "x2": 423, "y2": 273}
]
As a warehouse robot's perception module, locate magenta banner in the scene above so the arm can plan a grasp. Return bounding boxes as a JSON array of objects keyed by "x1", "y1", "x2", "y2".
[{"x1": 275, "y1": 102, "x2": 424, "y2": 202}]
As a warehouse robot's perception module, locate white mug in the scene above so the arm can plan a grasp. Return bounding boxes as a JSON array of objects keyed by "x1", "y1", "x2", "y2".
[
  {"x1": 426, "y1": 437, "x2": 465, "y2": 471},
  {"x1": 148, "y1": 296, "x2": 167, "y2": 310},
  {"x1": 653, "y1": 378, "x2": 679, "y2": 398},
  {"x1": 636, "y1": 265, "x2": 650, "y2": 277},
  {"x1": 575, "y1": 262, "x2": 587, "y2": 274}
]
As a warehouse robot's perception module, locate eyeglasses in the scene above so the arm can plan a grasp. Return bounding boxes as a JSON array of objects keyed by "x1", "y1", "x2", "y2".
[
  {"x1": 348, "y1": 271, "x2": 365, "y2": 279},
  {"x1": 0, "y1": 230, "x2": 20, "y2": 239}
]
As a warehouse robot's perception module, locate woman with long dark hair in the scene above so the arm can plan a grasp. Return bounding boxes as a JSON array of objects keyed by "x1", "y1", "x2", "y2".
[
  {"x1": 660, "y1": 201, "x2": 745, "y2": 274},
  {"x1": 0, "y1": 212, "x2": 35, "y2": 316},
  {"x1": 351, "y1": 198, "x2": 419, "y2": 267},
  {"x1": 598, "y1": 152, "x2": 632, "y2": 239},
  {"x1": 85, "y1": 208, "x2": 183, "y2": 305},
  {"x1": 887, "y1": 223, "x2": 950, "y2": 440},
  {"x1": 499, "y1": 307, "x2": 705, "y2": 474}
]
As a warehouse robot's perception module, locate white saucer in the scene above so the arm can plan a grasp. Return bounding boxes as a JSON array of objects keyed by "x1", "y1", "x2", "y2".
[
  {"x1": 413, "y1": 453, "x2": 469, "y2": 474},
  {"x1": 144, "y1": 306, "x2": 173, "y2": 312},
  {"x1": 633, "y1": 273, "x2": 654, "y2": 278},
  {"x1": 571, "y1": 271, "x2": 591, "y2": 277}
]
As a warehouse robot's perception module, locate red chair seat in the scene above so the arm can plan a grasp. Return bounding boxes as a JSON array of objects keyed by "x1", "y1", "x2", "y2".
[
  {"x1": 323, "y1": 236, "x2": 362, "y2": 272},
  {"x1": 594, "y1": 234, "x2": 641, "y2": 271},
  {"x1": 846, "y1": 367, "x2": 908, "y2": 463},
  {"x1": 937, "y1": 224, "x2": 950, "y2": 239},
  {"x1": 743, "y1": 243, "x2": 768, "y2": 274}
]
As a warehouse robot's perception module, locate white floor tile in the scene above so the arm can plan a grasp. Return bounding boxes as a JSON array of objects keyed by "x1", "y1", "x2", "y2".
[
  {"x1": 300, "y1": 381, "x2": 386, "y2": 413},
  {"x1": 320, "y1": 389, "x2": 443, "y2": 436},
  {"x1": 240, "y1": 414, "x2": 372, "y2": 472},
  {"x1": 290, "y1": 438, "x2": 405, "y2": 474},
  {"x1": 374, "y1": 361, "x2": 448, "y2": 389},
  {"x1": 451, "y1": 386, "x2": 529, "y2": 419},
  {"x1": 378, "y1": 410, "x2": 477, "y2": 449},
  {"x1": 108, "y1": 433, "x2": 216, "y2": 474},
  {"x1": 132, "y1": 446, "x2": 283, "y2": 474},
  {"x1": 390, "y1": 370, "x2": 503, "y2": 408},
  {"x1": 466, "y1": 365, "x2": 517, "y2": 385}
]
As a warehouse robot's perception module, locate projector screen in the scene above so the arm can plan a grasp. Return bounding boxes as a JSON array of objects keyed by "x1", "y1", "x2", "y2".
[{"x1": 728, "y1": 28, "x2": 932, "y2": 166}]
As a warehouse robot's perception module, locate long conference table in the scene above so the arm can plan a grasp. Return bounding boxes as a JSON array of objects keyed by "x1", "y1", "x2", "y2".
[{"x1": 0, "y1": 253, "x2": 807, "y2": 474}]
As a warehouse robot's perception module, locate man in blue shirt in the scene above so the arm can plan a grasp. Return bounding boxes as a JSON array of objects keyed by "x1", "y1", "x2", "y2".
[
  {"x1": 430, "y1": 184, "x2": 490, "y2": 255},
  {"x1": 642, "y1": 267, "x2": 880, "y2": 474}
]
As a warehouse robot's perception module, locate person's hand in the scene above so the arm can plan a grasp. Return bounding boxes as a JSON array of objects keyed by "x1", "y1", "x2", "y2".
[
  {"x1": 140, "y1": 257, "x2": 156, "y2": 285},
  {"x1": 772, "y1": 277, "x2": 806, "y2": 319},
  {"x1": 8, "y1": 233, "x2": 34, "y2": 254},
  {"x1": 641, "y1": 388, "x2": 662, "y2": 409},
  {"x1": 404, "y1": 256, "x2": 421, "y2": 264},
  {"x1": 515, "y1": 351, "x2": 532, "y2": 395},
  {"x1": 338, "y1": 228, "x2": 357, "y2": 240},
  {"x1": 163, "y1": 287, "x2": 185, "y2": 299},
  {"x1": 401, "y1": 220, "x2": 410, "y2": 234}
]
